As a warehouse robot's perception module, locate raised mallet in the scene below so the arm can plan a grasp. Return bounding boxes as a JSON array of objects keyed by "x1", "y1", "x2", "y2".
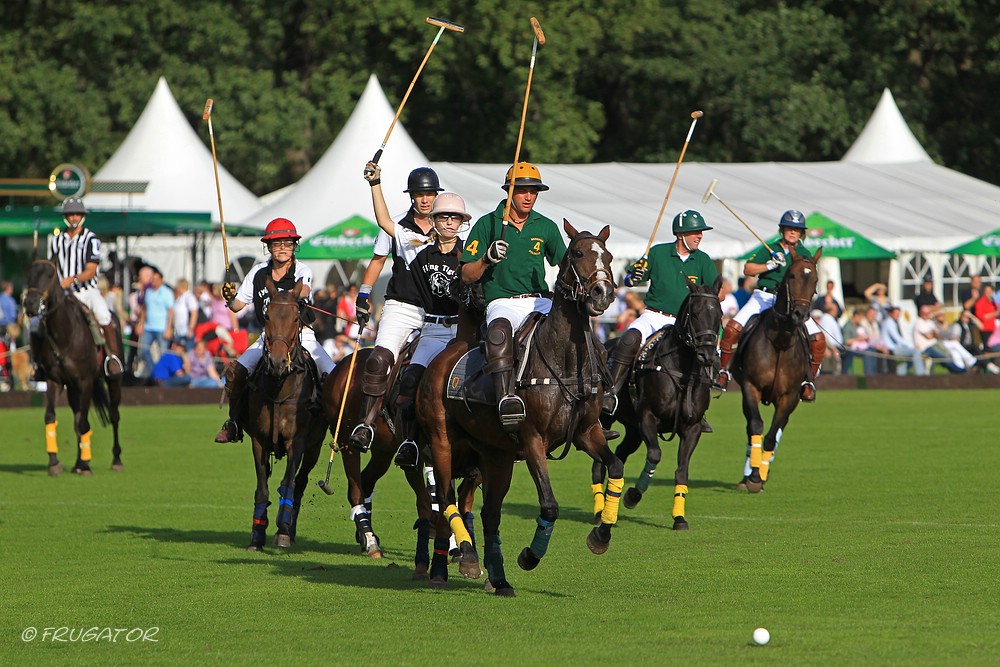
[
  {"x1": 701, "y1": 178, "x2": 776, "y2": 254},
  {"x1": 640, "y1": 110, "x2": 703, "y2": 259},
  {"x1": 371, "y1": 16, "x2": 464, "y2": 165},
  {"x1": 317, "y1": 330, "x2": 365, "y2": 495},
  {"x1": 203, "y1": 99, "x2": 232, "y2": 279},
  {"x1": 501, "y1": 16, "x2": 546, "y2": 240}
]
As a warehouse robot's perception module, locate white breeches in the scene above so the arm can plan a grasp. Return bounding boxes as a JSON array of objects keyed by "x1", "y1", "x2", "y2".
[
  {"x1": 73, "y1": 286, "x2": 112, "y2": 326},
  {"x1": 374, "y1": 300, "x2": 425, "y2": 360},
  {"x1": 735, "y1": 289, "x2": 820, "y2": 335},
  {"x1": 237, "y1": 326, "x2": 335, "y2": 374},
  {"x1": 410, "y1": 322, "x2": 455, "y2": 367},
  {"x1": 485, "y1": 296, "x2": 553, "y2": 332},
  {"x1": 628, "y1": 309, "x2": 675, "y2": 342}
]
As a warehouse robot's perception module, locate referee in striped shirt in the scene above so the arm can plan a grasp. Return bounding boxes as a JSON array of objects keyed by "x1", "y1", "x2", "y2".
[{"x1": 46, "y1": 197, "x2": 124, "y2": 375}]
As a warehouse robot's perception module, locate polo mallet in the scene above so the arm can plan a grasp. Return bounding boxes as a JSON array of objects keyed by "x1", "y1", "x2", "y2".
[
  {"x1": 203, "y1": 99, "x2": 232, "y2": 280},
  {"x1": 371, "y1": 16, "x2": 464, "y2": 165},
  {"x1": 701, "y1": 178, "x2": 776, "y2": 255},
  {"x1": 639, "y1": 110, "x2": 703, "y2": 259},
  {"x1": 317, "y1": 331, "x2": 364, "y2": 495},
  {"x1": 500, "y1": 16, "x2": 546, "y2": 241}
]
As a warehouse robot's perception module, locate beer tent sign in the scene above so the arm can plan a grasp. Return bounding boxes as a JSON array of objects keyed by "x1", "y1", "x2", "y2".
[
  {"x1": 740, "y1": 212, "x2": 895, "y2": 260},
  {"x1": 296, "y1": 215, "x2": 381, "y2": 260}
]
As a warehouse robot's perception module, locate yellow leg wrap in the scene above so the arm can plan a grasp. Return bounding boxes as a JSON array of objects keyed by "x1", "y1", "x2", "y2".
[
  {"x1": 45, "y1": 422, "x2": 59, "y2": 454},
  {"x1": 80, "y1": 430, "x2": 93, "y2": 462},
  {"x1": 672, "y1": 484, "x2": 689, "y2": 519},
  {"x1": 445, "y1": 504, "x2": 473, "y2": 545},
  {"x1": 759, "y1": 449, "x2": 773, "y2": 481},
  {"x1": 600, "y1": 477, "x2": 624, "y2": 525},
  {"x1": 591, "y1": 483, "x2": 606, "y2": 517},
  {"x1": 749, "y1": 434, "x2": 763, "y2": 469}
]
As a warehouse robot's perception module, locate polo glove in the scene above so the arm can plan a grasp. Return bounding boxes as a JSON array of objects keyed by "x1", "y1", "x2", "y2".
[{"x1": 485, "y1": 239, "x2": 509, "y2": 264}]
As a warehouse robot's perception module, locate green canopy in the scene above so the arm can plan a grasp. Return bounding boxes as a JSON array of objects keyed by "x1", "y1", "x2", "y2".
[
  {"x1": 0, "y1": 208, "x2": 262, "y2": 237},
  {"x1": 946, "y1": 228, "x2": 1000, "y2": 256},
  {"x1": 296, "y1": 215, "x2": 381, "y2": 260},
  {"x1": 739, "y1": 212, "x2": 895, "y2": 260}
]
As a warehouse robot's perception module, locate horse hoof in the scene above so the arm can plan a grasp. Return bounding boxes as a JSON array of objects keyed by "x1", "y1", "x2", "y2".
[
  {"x1": 517, "y1": 547, "x2": 540, "y2": 571},
  {"x1": 586, "y1": 527, "x2": 611, "y2": 555},
  {"x1": 366, "y1": 545, "x2": 383, "y2": 559},
  {"x1": 111, "y1": 463, "x2": 124, "y2": 472},
  {"x1": 247, "y1": 544, "x2": 264, "y2": 552},
  {"x1": 72, "y1": 467, "x2": 93, "y2": 477},
  {"x1": 273, "y1": 534, "x2": 292, "y2": 548},
  {"x1": 492, "y1": 580, "x2": 516, "y2": 597},
  {"x1": 48, "y1": 463, "x2": 63, "y2": 477},
  {"x1": 622, "y1": 487, "x2": 642, "y2": 509},
  {"x1": 483, "y1": 579, "x2": 495, "y2": 593},
  {"x1": 736, "y1": 478, "x2": 748, "y2": 491},
  {"x1": 673, "y1": 517, "x2": 689, "y2": 531},
  {"x1": 412, "y1": 563, "x2": 429, "y2": 580},
  {"x1": 459, "y1": 557, "x2": 482, "y2": 580},
  {"x1": 745, "y1": 480, "x2": 764, "y2": 494},
  {"x1": 429, "y1": 576, "x2": 447, "y2": 589}
]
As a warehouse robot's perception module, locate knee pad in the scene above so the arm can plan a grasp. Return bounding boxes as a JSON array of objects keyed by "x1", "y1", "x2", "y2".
[
  {"x1": 399, "y1": 363, "x2": 425, "y2": 397},
  {"x1": 361, "y1": 346, "x2": 395, "y2": 395},
  {"x1": 486, "y1": 320, "x2": 512, "y2": 347},
  {"x1": 613, "y1": 329, "x2": 643, "y2": 363}
]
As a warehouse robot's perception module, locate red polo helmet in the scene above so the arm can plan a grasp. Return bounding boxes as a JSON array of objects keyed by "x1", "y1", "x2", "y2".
[{"x1": 260, "y1": 217, "x2": 301, "y2": 243}]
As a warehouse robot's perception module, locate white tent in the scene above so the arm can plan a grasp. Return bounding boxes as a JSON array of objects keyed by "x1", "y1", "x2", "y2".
[{"x1": 84, "y1": 77, "x2": 264, "y2": 283}]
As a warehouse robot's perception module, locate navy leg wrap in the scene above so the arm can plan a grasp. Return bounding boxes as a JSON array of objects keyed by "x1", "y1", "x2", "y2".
[
  {"x1": 430, "y1": 536, "x2": 450, "y2": 581},
  {"x1": 463, "y1": 512, "x2": 477, "y2": 548},
  {"x1": 414, "y1": 518, "x2": 431, "y2": 568},
  {"x1": 484, "y1": 533, "x2": 506, "y2": 584}
]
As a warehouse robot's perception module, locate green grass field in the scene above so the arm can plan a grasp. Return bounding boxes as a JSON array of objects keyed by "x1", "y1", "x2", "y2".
[{"x1": 2, "y1": 390, "x2": 998, "y2": 666}]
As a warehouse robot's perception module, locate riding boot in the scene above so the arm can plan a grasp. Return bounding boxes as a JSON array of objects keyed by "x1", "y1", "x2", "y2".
[
  {"x1": 717, "y1": 321, "x2": 743, "y2": 390},
  {"x1": 101, "y1": 323, "x2": 124, "y2": 377},
  {"x1": 393, "y1": 364, "x2": 425, "y2": 469},
  {"x1": 214, "y1": 362, "x2": 249, "y2": 443},
  {"x1": 485, "y1": 319, "x2": 524, "y2": 433},
  {"x1": 348, "y1": 346, "x2": 395, "y2": 452},
  {"x1": 800, "y1": 333, "x2": 827, "y2": 403},
  {"x1": 604, "y1": 328, "x2": 642, "y2": 416}
]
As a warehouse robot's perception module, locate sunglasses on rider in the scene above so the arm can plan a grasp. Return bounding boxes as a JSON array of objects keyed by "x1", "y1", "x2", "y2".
[
  {"x1": 269, "y1": 240, "x2": 297, "y2": 248},
  {"x1": 434, "y1": 213, "x2": 465, "y2": 222}
]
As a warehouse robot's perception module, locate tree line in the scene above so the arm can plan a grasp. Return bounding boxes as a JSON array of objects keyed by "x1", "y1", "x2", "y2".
[{"x1": 2, "y1": 0, "x2": 998, "y2": 197}]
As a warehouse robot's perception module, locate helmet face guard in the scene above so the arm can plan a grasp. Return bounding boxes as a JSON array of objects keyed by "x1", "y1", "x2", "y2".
[{"x1": 61, "y1": 197, "x2": 87, "y2": 227}]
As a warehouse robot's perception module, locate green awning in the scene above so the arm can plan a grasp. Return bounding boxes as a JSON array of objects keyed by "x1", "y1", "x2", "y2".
[
  {"x1": 0, "y1": 208, "x2": 262, "y2": 237},
  {"x1": 740, "y1": 212, "x2": 895, "y2": 260},
  {"x1": 946, "y1": 228, "x2": 1000, "y2": 256},
  {"x1": 296, "y1": 215, "x2": 381, "y2": 260}
]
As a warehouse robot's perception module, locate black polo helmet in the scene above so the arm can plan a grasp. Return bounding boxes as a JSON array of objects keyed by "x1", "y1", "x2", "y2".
[{"x1": 404, "y1": 167, "x2": 443, "y2": 193}]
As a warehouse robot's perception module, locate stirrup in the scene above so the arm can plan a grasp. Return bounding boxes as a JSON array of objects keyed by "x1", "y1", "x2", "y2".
[
  {"x1": 497, "y1": 394, "x2": 526, "y2": 431},
  {"x1": 104, "y1": 354, "x2": 124, "y2": 377},
  {"x1": 799, "y1": 380, "x2": 816, "y2": 403},
  {"x1": 393, "y1": 440, "x2": 420, "y2": 469},
  {"x1": 713, "y1": 369, "x2": 731, "y2": 393},
  {"x1": 348, "y1": 423, "x2": 375, "y2": 453},
  {"x1": 601, "y1": 392, "x2": 618, "y2": 416},
  {"x1": 214, "y1": 419, "x2": 242, "y2": 444}
]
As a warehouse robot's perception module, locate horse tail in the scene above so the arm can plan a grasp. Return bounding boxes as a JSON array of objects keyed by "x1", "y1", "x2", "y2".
[{"x1": 92, "y1": 375, "x2": 112, "y2": 427}]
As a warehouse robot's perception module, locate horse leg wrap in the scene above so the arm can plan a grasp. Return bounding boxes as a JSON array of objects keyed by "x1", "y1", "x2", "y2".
[
  {"x1": 45, "y1": 421, "x2": 59, "y2": 454},
  {"x1": 528, "y1": 517, "x2": 555, "y2": 560},
  {"x1": 424, "y1": 466, "x2": 440, "y2": 512},
  {"x1": 251, "y1": 501, "x2": 269, "y2": 546},
  {"x1": 445, "y1": 504, "x2": 473, "y2": 546},
  {"x1": 364, "y1": 492, "x2": 374, "y2": 514},
  {"x1": 463, "y1": 512, "x2": 477, "y2": 548},
  {"x1": 484, "y1": 534, "x2": 506, "y2": 585},
  {"x1": 749, "y1": 434, "x2": 763, "y2": 469},
  {"x1": 276, "y1": 485, "x2": 295, "y2": 530},
  {"x1": 672, "y1": 484, "x2": 688, "y2": 519},
  {"x1": 759, "y1": 449, "x2": 774, "y2": 481},
  {"x1": 635, "y1": 460, "x2": 656, "y2": 493},
  {"x1": 413, "y1": 518, "x2": 431, "y2": 569},
  {"x1": 601, "y1": 477, "x2": 624, "y2": 525},
  {"x1": 430, "y1": 536, "x2": 450, "y2": 581},
  {"x1": 591, "y1": 483, "x2": 606, "y2": 517},
  {"x1": 80, "y1": 430, "x2": 93, "y2": 462},
  {"x1": 743, "y1": 443, "x2": 752, "y2": 476}
]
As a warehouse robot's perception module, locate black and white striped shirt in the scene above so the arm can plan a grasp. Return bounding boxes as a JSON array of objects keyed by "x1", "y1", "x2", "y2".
[{"x1": 48, "y1": 228, "x2": 101, "y2": 292}]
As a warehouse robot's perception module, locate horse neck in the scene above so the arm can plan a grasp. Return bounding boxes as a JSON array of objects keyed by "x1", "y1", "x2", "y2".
[{"x1": 536, "y1": 293, "x2": 591, "y2": 367}]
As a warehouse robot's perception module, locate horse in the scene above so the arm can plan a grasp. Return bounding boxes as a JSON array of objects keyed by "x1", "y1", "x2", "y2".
[
  {"x1": 732, "y1": 248, "x2": 822, "y2": 493},
  {"x1": 244, "y1": 278, "x2": 327, "y2": 550},
  {"x1": 321, "y1": 343, "x2": 483, "y2": 582},
  {"x1": 592, "y1": 277, "x2": 723, "y2": 530},
  {"x1": 417, "y1": 220, "x2": 623, "y2": 597},
  {"x1": 22, "y1": 260, "x2": 124, "y2": 476}
]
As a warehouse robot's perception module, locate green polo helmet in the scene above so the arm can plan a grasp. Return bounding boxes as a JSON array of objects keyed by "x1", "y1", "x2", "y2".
[{"x1": 672, "y1": 209, "x2": 713, "y2": 234}]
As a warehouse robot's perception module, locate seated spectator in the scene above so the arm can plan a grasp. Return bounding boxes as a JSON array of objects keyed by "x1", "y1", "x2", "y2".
[
  {"x1": 973, "y1": 286, "x2": 999, "y2": 351},
  {"x1": 881, "y1": 305, "x2": 922, "y2": 375},
  {"x1": 913, "y1": 305, "x2": 963, "y2": 373},
  {"x1": 151, "y1": 341, "x2": 191, "y2": 387},
  {"x1": 330, "y1": 332, "x2": 357, "y2": 363},
  {"x1": 864, "y1": 306, "x2": 890, "y2": 373},
  {"x1": 935, "y1": 311, "x2": 977, "y2": 372},
  {"x1": 840, "y1": 308, "x2": 874, "y2": 375},
  {"x1": 958, "y1": 275, "x2": 982, "y2": 312},
  {"x1": 863, "y1": 282, "x2": 892, "y2": 323},
  {"x1": 950, "y1": 309, "x2": 1000, "y2": 374},
  {"x1": 186, "y1": 338, "x2": 224, "y2": 388},
  {"x1": 811, "y1": 309, "x2": 841, "y2": 373},
  {"x1": 914, "y1": 278, "x2": 941, "y2": 314},
  {"x1": 812, "y1": 280, "x2": 844, "y2": 319}
]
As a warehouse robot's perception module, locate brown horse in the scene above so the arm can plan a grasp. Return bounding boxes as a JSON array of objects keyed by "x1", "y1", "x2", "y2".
[
  {"x1": 592, "y1": 277, "x2": 723, "y2": 530},
  {"x1": 418, "y1": 220, "x2": 623, "y2": 597},
  {"x1": 22, "y1": 260, "x2": 123, "y2": 476},
  {"x1": 733, "y1": 248, "x2": 822, "y2": 493},
  {"x1": 320, "y1": 344, "x2": 482, "y2": 581},
  {"x1": 244, "y1": 278, "x2": 326, "y2": 550}
]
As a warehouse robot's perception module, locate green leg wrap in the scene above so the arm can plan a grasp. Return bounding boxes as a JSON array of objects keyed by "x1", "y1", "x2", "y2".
[
  {"x1": 635, "y1": 460, "x2": 656, "y2": 493},
  {"x1": 484, "y1": 534, "x2": 505, "y2": 584},
  {"x1": 528, "y1": 517, "x2": 555, "y2": 560}
]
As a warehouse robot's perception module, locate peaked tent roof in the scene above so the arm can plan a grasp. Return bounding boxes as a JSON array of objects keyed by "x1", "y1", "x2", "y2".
[
  {"x1": 240, "y1": 74, "x2": 429, "y2": 238},
  {"x1": 842, "y1": 88, "x2": 932, "y2": 164},
  {"x1": 84, "y1": 77, "x2": 263, "y2": 224},
  {"x1": 946, "y1": 228, "x2": 1000, "y2": 256}
]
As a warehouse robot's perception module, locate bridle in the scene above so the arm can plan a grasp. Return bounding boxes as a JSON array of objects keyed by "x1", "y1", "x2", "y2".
[
  {"x1": 773, "y1": 257, "x2": 817, "y2": 327},
  {"x1": 262, "y1": 298, "x2": 304, "y2": 374},
  {"x1": 675, "y1": 290, "x2": 721, "y2": 360},
  {"x1": 23, "y1": 260, "x2": 63, "y2": 318},
  {"x1": 555, "y1": 235, "x2": 615, "y2": 306}
]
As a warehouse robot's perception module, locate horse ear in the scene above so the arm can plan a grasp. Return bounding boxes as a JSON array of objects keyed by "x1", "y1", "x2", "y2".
[
  {"x1": 814, "y1": 247, "x2": 823, "y2": 261},
  {"x1": 563, "y1": 218, "x2": 579, "y2": 238},
  {"x1": 265, "y1": 276, "x2": 277, "y2": 296},
  {"x1": 292, "y1": 278, "x2": 307, "y2": 298},
  {"x1": 599, "y1": 225, "x2": 610, "y2": 241},
  {"x1": 713, "y1": 275, "x2": 723, "y2": 294}
]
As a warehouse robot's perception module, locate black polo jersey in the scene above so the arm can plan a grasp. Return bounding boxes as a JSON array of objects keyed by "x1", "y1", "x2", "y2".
[
  {"x1": 377, "y1": 209, "x2": 430, "y2": 307},
  {"x1": 413, "y1": 238, "x2": 464, "y2": 316},
  {"x1": 238, "y1": 259, "x2": 313, "y2": 327}
]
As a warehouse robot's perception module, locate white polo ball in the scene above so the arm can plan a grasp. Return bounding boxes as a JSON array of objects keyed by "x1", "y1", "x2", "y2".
[{"x1": 752, "y1": 627, "x2": 770, "y2": 645}]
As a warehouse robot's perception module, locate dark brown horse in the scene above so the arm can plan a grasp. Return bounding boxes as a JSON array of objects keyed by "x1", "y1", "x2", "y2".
[
  {"x1": 321, "y1": 344, "x2": 482, "y2": 581},
  {"x1": 245, "y1": 278, "x2": 326, "y2": 550},
  {"x1": 733, "y1": 248, "x2": 822, "y2": 493},
  {"x1": 22, "y1": 260, "x2": 123, "y2": 476},
  {"x1": 418, "y1": 220, "x2": 623, "y2": 597},
  {"x1": 592, "y1": 277, "x2": 723, "y2": 529}
]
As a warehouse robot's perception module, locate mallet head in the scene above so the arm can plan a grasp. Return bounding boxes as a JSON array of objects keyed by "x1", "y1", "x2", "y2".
[
  {"x1": 426, "y1": 16, "x2": 465, "y2": 32},
  {"x1": 202, "y1": 99, "x2": 214, "y2": 121},
  {"x1": 530, "y1": 17, "x2": 546, "y2": 45},
  {"x1": 702, "y1": 178, "x2": 719, "y2": 204},
  {"x1": 691, "y1": 110, "x2": 704, "y2": 119},
  {"x1": 317, "y1": 479, "x2": 335, "y2": 495}
]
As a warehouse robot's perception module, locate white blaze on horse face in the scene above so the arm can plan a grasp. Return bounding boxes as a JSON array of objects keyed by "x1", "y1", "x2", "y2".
[
  {"x1": 590, "y1": 241, "x2": 606, "y2": 272},
  {"x1": 804, "y1": 268, "x2": 812, "y2": 275}
]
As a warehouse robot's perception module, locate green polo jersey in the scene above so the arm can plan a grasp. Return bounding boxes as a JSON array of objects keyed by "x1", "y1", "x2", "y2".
[
  {"x1": 462, "y1": 202, "x2": 567, "y2": 303},
  {"x1": 639, "y1": 242, "x2": 719, "y2": 315},
  {"x1": 749, "y1": 241, "x2": 812, "y2": 292}
]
